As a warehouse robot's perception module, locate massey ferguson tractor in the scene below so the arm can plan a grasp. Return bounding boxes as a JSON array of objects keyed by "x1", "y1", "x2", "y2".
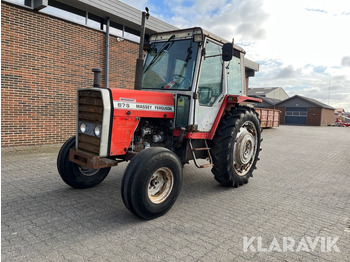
[{"x1": 57, "y1": 24, "x2": 262, "y2": 219}]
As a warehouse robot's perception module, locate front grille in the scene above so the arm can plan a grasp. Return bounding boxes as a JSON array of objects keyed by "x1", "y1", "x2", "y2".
[{"x1": 78, "y1": 90, "x2": 103, "y2": 155}]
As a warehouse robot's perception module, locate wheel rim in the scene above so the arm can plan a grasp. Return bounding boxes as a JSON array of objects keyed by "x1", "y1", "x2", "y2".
[
  {"x1": 147, "y1": 167, "x2": 174, "y2": 204},
  {"x1": 233, "y1": 120, "x2": 258, "y2": 176},
  {"x1": 78, "y1": 165, "x2": 99, "y2": 176}
]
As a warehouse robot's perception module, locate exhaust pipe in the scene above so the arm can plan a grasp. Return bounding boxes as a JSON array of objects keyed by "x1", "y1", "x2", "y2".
[
  {"x1": 134, "y1": 8, "x2": 150, "y2": 90},
  {"x1": 92, "y1": 68, "x2": 102, "y2": 87}
]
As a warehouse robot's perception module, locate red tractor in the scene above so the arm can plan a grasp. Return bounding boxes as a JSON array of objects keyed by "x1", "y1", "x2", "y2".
[{"x1": 57, "y1": 26, "x2": 262, "y2": 219}]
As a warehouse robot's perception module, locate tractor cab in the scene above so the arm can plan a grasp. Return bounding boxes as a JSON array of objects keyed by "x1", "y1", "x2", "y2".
[{"x1": 141, "y1": 27, "x2": 258, "y2": 132}]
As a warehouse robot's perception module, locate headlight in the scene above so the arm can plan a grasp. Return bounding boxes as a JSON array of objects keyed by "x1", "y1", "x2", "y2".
[
  {"x1": 80, "y1": 123, "x2": 87, "y2": 133},
  {"x1": 94, "y1": 125, "x2": 101, "y2": 137}
]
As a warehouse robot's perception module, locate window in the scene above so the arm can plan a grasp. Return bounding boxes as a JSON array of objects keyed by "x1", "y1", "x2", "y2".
[
  {"x1": 5, "y1": 0, "x2": 142, "y2": 43},
  {"x1": 87, "y1": 13, "x2": 103, "y2": 30},
  {"x1": 142, "y1": 39, "x2": 199, "y2": 90},
  {"x1": 286, "y1": 108, "x2": 307, "y2": 116},
  {"x1": 227, "y1": 56, "x2": 242, "y2": 95},
  {"x1": 175, "y1": 95, "x2": 190, "y2": 127},
  {"x1": 40, "y1": 6, "x2": 85, "y2": 25},
  {"x1": 197, "y1": 41, "x2": 223, "y2": 106},
  {"x1": 3, "y1": 0, "x2": 31, "y2": 7},
  {"x1": 124, "y1": 32, "x2": 140, "y2": 43}
]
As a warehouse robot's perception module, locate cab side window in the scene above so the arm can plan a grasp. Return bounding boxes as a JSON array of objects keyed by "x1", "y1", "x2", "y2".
[
  {"x1": 197, "y1": 41, "x2": 223, "y2": 106},
  {"x1": 227, "y1": 56, "x2": 242, "y2": 95}
]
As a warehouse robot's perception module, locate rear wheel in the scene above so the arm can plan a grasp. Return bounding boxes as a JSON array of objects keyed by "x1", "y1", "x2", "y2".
[
  {"x1": 121, "y1": 147, "x2": 183, "y2": 220},
  {"x1": 210, "y1": 106, "x2": 262, "y2": 187},
  {"x1": 57, "y1": 136, "x2": 110, "y2": 189}
]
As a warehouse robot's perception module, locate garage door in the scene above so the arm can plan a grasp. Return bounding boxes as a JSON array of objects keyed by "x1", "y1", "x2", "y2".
[{"x1": 285, "y1": 107, "x2": 307, "y2": 125}]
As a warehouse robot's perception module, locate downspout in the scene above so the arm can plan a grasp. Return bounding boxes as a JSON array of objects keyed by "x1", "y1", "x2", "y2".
[{"x1": 105, "y1": 17, "x2": 110, "y2": 89}]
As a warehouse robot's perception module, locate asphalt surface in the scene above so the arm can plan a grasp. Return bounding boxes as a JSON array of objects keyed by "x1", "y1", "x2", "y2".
[{"x1": 2, "y1": 125, "x2": 350, "y2": 261}]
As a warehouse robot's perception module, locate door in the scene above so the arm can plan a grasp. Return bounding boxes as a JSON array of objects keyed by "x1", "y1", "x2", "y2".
[
  {"x1": 194, "y1": 40, "x2": 225, "y2": 132},
  {"x1": 285, "y1": 107, "x2": 307, "y2": 125}
]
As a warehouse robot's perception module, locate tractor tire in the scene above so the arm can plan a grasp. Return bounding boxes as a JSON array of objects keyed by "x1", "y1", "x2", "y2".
[
  {"x1": 121, "y1": 147, "x2": 183, "y2": 220},
  {"x1": 210, "y1": 106, "x2": 262, "y2": 187},
  {"x1": 57, "y1": 136, "x2": 110, "y2": 189}
]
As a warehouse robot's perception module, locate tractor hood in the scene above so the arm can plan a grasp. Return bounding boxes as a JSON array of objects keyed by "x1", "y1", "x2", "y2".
[{"x1": 111, "y1": 88, "x2": 175, "y2": 119}]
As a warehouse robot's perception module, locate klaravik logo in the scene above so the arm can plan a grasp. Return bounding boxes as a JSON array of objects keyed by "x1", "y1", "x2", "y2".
[{"x1": 243, "y1": 236, "x2": 340, "y2": 252}]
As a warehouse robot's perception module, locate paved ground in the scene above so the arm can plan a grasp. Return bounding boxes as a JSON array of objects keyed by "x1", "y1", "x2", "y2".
[{"x1": 2, "y1": 125, "x2": 350, "y2": 261}]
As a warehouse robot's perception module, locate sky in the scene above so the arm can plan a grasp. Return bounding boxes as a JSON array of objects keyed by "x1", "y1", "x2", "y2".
[{"x1": 121, "y1": 0, "x2": 350, "y2": 110}]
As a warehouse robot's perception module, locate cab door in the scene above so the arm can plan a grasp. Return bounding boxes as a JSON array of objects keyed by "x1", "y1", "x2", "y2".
[{"x1": 193, "y1": 40, "x2": 225, "y2": 132}]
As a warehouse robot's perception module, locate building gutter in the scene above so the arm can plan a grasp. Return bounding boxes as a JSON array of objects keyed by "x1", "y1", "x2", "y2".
[{"x1": 105, "y1": 17, "x2": 110, "y2": 89}]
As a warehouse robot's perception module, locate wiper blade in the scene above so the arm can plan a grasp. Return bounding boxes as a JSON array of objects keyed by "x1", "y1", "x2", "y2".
[{"x1": 143, "y1": 34, "x2": 175, "y2": 74}]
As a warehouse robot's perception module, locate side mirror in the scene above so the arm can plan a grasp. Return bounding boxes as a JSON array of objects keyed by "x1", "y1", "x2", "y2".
[{"x1": 222, "y1": 43, "x2": 233, "y2": 61}]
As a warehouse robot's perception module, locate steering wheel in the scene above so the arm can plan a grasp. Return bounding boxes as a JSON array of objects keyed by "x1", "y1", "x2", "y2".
[
  {"x1": 171, "y1": 74, "x2": 191, "y2": 87},
  {"x1": 198, "y1": 86, "x2": 213, "y2": 105}
]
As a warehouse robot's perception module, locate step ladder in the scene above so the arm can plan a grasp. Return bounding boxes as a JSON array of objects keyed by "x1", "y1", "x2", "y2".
[{"x1": 189, "y1": 139, "x2": 214, "y2": 168}]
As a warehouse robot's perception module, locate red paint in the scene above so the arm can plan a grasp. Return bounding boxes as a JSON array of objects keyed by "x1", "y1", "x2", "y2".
[
  {"x1": 109, "y1": 89, "x2": 175, "y2": 156},
  {"x1": 207, "y1": 95, "x2": 261, "y2": 139},
  {"x1": 173, "y1": 95, "x2": 261, "y2": 140},
  {"x1": 110, "y1": 116, "x2": 140, "y2": 156},
  {"x1": 226, "y1": 95, "x2": 262, "y2": 104},
  {"x1": 111, "y1": 88, "x2": 175, "y2": 118},
  {"x1": 109, "y1": 91, "x2": 260, "y2": 155}
]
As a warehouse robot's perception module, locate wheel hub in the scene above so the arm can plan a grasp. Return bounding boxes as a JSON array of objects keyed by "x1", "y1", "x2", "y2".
[
  {"x1": 78, "y1": 165, "x2": 99, "y2": 176},
  {"x1": 147, "y1": 167, "x2": 174, "y2": 204},
  {"x1": 233, "y1": 121, "x2": 257, "y2": 176},
  {"x1": 235, "y1": 130, "x2": 255, "y2": 165}
]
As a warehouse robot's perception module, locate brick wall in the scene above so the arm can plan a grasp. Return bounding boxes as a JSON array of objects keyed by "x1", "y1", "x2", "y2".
[
  {"x1": 1, "y1": 3, "x2": 138, "y2": 147},
  {"x1": 307, "y1": 108, "x2": 321, "y2": 126},
  {"x1": 320, "y1": 108, "x2": 336, "y2": 126},
  {"x1": 276, "y1": 107, "x2": 286, "y2": 124}
]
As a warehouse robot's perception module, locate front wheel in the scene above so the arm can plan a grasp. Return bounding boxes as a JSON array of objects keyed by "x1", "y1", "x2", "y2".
[
  {"x1": 121, "y1": 147, "x2": 183, "y2": 220},
  {"x1": 57, "y1": 136, "x2": 111, "y2": 189},
  {"x1": 210, "y1": 106, "x2": 262, "y2": 187}
]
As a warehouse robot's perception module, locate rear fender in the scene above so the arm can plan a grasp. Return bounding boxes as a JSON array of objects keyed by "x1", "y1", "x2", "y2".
[
  {"x1": 207, "y1": 95, "x2": 261, "y2": 139},
  {"x1": 172, "y1": 95, "x2": 261, "y2": 140}
]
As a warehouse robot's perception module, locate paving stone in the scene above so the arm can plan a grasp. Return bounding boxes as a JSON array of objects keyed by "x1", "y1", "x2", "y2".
[{"x1": 1, "y1": 126, "x2": 350, "y2": 261}]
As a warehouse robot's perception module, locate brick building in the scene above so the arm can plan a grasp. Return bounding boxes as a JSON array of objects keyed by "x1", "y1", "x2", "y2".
[
  {"x1": 2, "y1": 0, "x2": 262, "y2": 148},
  {"x1": 1, "y1": 0, "x2": 177, "y2": 147},
  {"x1": 276, "y1": 95, "x2": 336, "y2": 126}
]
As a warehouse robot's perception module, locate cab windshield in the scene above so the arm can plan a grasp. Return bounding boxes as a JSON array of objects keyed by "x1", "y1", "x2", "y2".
[{"x1": 142, "y1": 39, "x2": 199, "y2": 90}]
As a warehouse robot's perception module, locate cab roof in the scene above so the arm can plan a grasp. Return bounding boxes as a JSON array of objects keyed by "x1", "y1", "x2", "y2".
[
  {"x1": 149, "y1": 27, "x2": 246, "y2": 54},
  {"x1": 149, "y1": 27, "x2": 259, "y2": 72}
]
